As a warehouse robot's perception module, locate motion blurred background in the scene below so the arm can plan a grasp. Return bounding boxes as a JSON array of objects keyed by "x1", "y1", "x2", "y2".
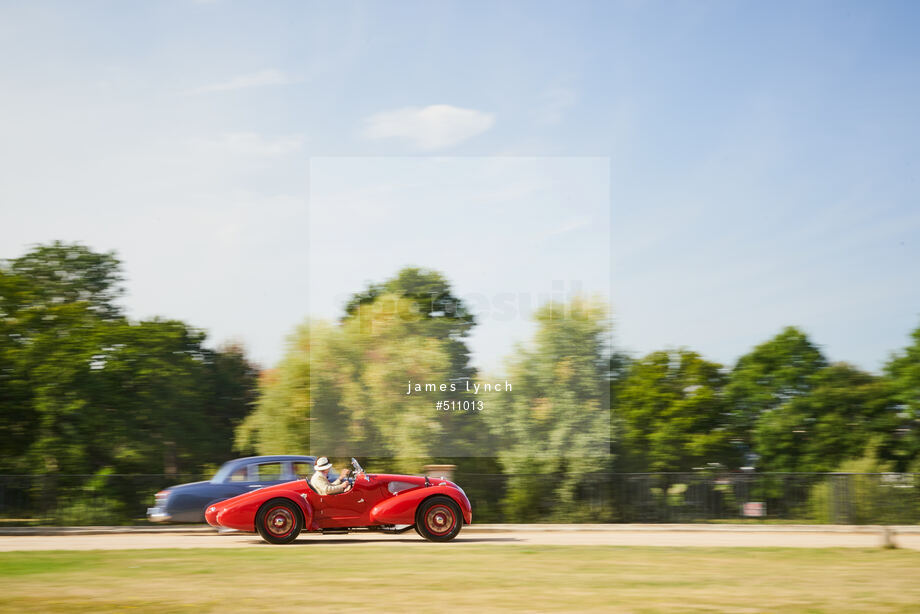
[{"x1": 1, "y1": 0, "x2": 919, "y2": 527}]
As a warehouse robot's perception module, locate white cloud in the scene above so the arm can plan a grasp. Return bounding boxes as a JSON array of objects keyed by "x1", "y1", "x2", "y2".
[
  {"x1": 362, "y1": 104, "x2": 495, "y2": 150},
  {"x1": 187, "y1": 132, "x2": 304, "y2": 157},
  {"x1": 185, "y1": 69, "x2": 296, "y2": 95}
]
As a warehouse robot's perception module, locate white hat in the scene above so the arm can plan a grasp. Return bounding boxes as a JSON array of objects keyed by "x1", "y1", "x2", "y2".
[{"x1": 314, "y1": 457, "x2": 333, "y2": 471}]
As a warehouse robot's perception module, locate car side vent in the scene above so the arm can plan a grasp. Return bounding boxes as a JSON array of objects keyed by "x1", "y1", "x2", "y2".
[{"x1": 387, "y1": 481, "x2": 417, "y2": 495}]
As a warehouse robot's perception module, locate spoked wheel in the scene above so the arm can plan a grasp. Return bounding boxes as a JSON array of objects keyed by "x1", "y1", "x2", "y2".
[
  {"x1": 256, "y1": 499, "x2": 303, "y2": 545},
  {"x1": 415, "y1": 495, "x2": 462, "y2": 542}
]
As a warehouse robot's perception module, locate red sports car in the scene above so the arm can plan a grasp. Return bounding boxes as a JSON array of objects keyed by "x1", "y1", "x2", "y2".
[{"x1": 205, "y1": 458, "x2": 472, "y2": 544}]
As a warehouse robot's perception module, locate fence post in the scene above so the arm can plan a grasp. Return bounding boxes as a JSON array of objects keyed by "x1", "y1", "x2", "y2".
[
  {"x1": 830, "y1": 474, "x2": 853, "y2": 524},
  {"x1": 881, "y1": 526, "x2": 897, "y2": 549}
]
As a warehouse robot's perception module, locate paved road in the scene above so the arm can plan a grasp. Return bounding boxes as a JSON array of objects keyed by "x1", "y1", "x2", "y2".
[{"x1": 1, "y1": 525, "x2": 918, "y2": 551}]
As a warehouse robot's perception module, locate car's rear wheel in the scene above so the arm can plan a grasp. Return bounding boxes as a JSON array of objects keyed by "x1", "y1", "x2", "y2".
[
  {"x1": 415, "y1": 495, "x2": 462, "y2": 542},
  {"x1": 256, "y1": 499, "x2": 303, "y2": 545}
]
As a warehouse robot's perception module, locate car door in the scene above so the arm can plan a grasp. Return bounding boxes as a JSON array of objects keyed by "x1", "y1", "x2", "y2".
[
  {"x1": 319, "y1": 475, "x2": 387, "y2": 526},
  {"x1": 170, "y1": 465, "x2": 255, "y2": 522}
]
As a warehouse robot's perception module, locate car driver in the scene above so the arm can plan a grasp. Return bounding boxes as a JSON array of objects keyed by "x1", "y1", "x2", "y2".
[{"x1": 309, "y1": 456, "x2": 352, "y2": 495}]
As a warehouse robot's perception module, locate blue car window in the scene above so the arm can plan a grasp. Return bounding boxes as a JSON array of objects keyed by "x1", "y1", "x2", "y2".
[
  {"x1": 228, "y1": 467, "x2": 249, "y2": 482},
  {"x1": 256, "y1": 462, "x2": 283, "y2": 481}
]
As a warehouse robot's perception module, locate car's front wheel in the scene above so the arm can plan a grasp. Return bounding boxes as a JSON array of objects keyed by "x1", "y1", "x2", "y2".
[
  {"x1": 415, "y1": 495, "x2": 462, "y2": 542},
  {"x1": 256, "y1": 499, "x2": 303, "y2": 545}
]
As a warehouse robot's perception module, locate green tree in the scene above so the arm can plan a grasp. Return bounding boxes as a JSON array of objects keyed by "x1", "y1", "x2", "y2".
[
  {"x1": 236, "y1": 322, "x2": 313, "y2": 456},
  {"x1": 483, "y1": 297, "x2": 612, "y2": 520},
  {"x1": 8, "y1": 241, "x2": 123, "y2": 319},
  {"x1": 883, "y1": 321, "x2": 920, "y2": 469},
  {"x1": 24, "y1": 316, "x2": 256, "y2": 475},
  {"x1": 344, "y1": 267, "x2": 475, "y2": 380},
  {"x1": 726, "y1": 326, "x2": 827, "y2": 449},
  {"x1": 806, "y1": 439, "x2": 904, "y2": 524},
  {"x1": 0, "y1": 269, "x2": 42, "y2": 467},
  {"x1": 205, "y1": 342, "x2": 261, "y2": 461},
  {"x1": 617, "y1": 350, "x2": 737, "y2": 472},
  {"x1": 238, "y1": 268, "x2": 481, "y2": 470},
  {"x1": 1, "y1": 242, "x2": 126, "y2": 470},
  {"x1": 608, "y1": 351, "x2": 632, "y2": 471},
  {"x1": 1, "y1": 242, "x2": 258, "y2": 476},
  {"x1": 753, "y1": 363, "x2": 897, "y2": 472}
]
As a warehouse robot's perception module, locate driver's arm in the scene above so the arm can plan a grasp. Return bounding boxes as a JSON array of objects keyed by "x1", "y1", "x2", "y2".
[
  {"x1": 319, "y1": 479, "x2": 350, "y2": 495},
  {"x1": 311, "y1": 472, "x2": 349, "y2": 495},
  {"x1": 331, "y1": 468, "x2": 352, "y2": 485}
]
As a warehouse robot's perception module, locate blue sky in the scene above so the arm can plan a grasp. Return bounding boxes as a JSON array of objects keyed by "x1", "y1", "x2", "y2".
[{"x1": 0, "y1": 1, "x2": 918, "y2": 373}]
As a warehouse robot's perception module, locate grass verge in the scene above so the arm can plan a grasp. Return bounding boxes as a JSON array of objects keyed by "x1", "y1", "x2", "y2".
[{"x1": 0, "y1": 545, "x2": 919, "y2": 613}]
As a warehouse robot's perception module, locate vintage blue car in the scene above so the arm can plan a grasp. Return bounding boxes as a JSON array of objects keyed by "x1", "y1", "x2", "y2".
[{"x1": 147, "y1": 455, "x2": 323, "y2": 523}]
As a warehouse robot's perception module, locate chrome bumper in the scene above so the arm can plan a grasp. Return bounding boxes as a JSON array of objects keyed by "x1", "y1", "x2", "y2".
[{"x1": 146, "y1": 507, "x2": 172, "y2": 522}]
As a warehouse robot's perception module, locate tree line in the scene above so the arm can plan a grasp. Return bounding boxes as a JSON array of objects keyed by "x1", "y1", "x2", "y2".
[
  {"x1": 237, "y1": 264, "x2": 920, "y2": 520},
  {"x1": 0, "y1": 242, "x2": 257, "y2": 478},
  {"x1": 2, "y1": 242, "x2": 919, "y2": 493}
]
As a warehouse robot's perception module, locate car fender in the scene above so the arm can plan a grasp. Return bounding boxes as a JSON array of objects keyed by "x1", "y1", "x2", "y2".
[
  {"x1": 370, "y1": 485, "x2": 472, "y2": 525},
  {"x1": 212, "y1": 489, "x2": 314, "y2": 532}
]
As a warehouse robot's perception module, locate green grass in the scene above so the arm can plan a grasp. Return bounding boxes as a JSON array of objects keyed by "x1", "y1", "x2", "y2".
[{"x1": 0, "y1": 546, "x2": 919, "y2": 612}]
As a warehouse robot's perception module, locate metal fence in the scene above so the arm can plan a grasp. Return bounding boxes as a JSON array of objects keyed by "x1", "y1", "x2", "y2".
[
  {"x1": 0, "y1": 474, "x2": 207, "y2": 526},
  {"x1": 0, "y1": 472, "x2": 918, "y2": 526},
  {"x1": 455, "y1": 472, "x2": 920, "y2": 525}
]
